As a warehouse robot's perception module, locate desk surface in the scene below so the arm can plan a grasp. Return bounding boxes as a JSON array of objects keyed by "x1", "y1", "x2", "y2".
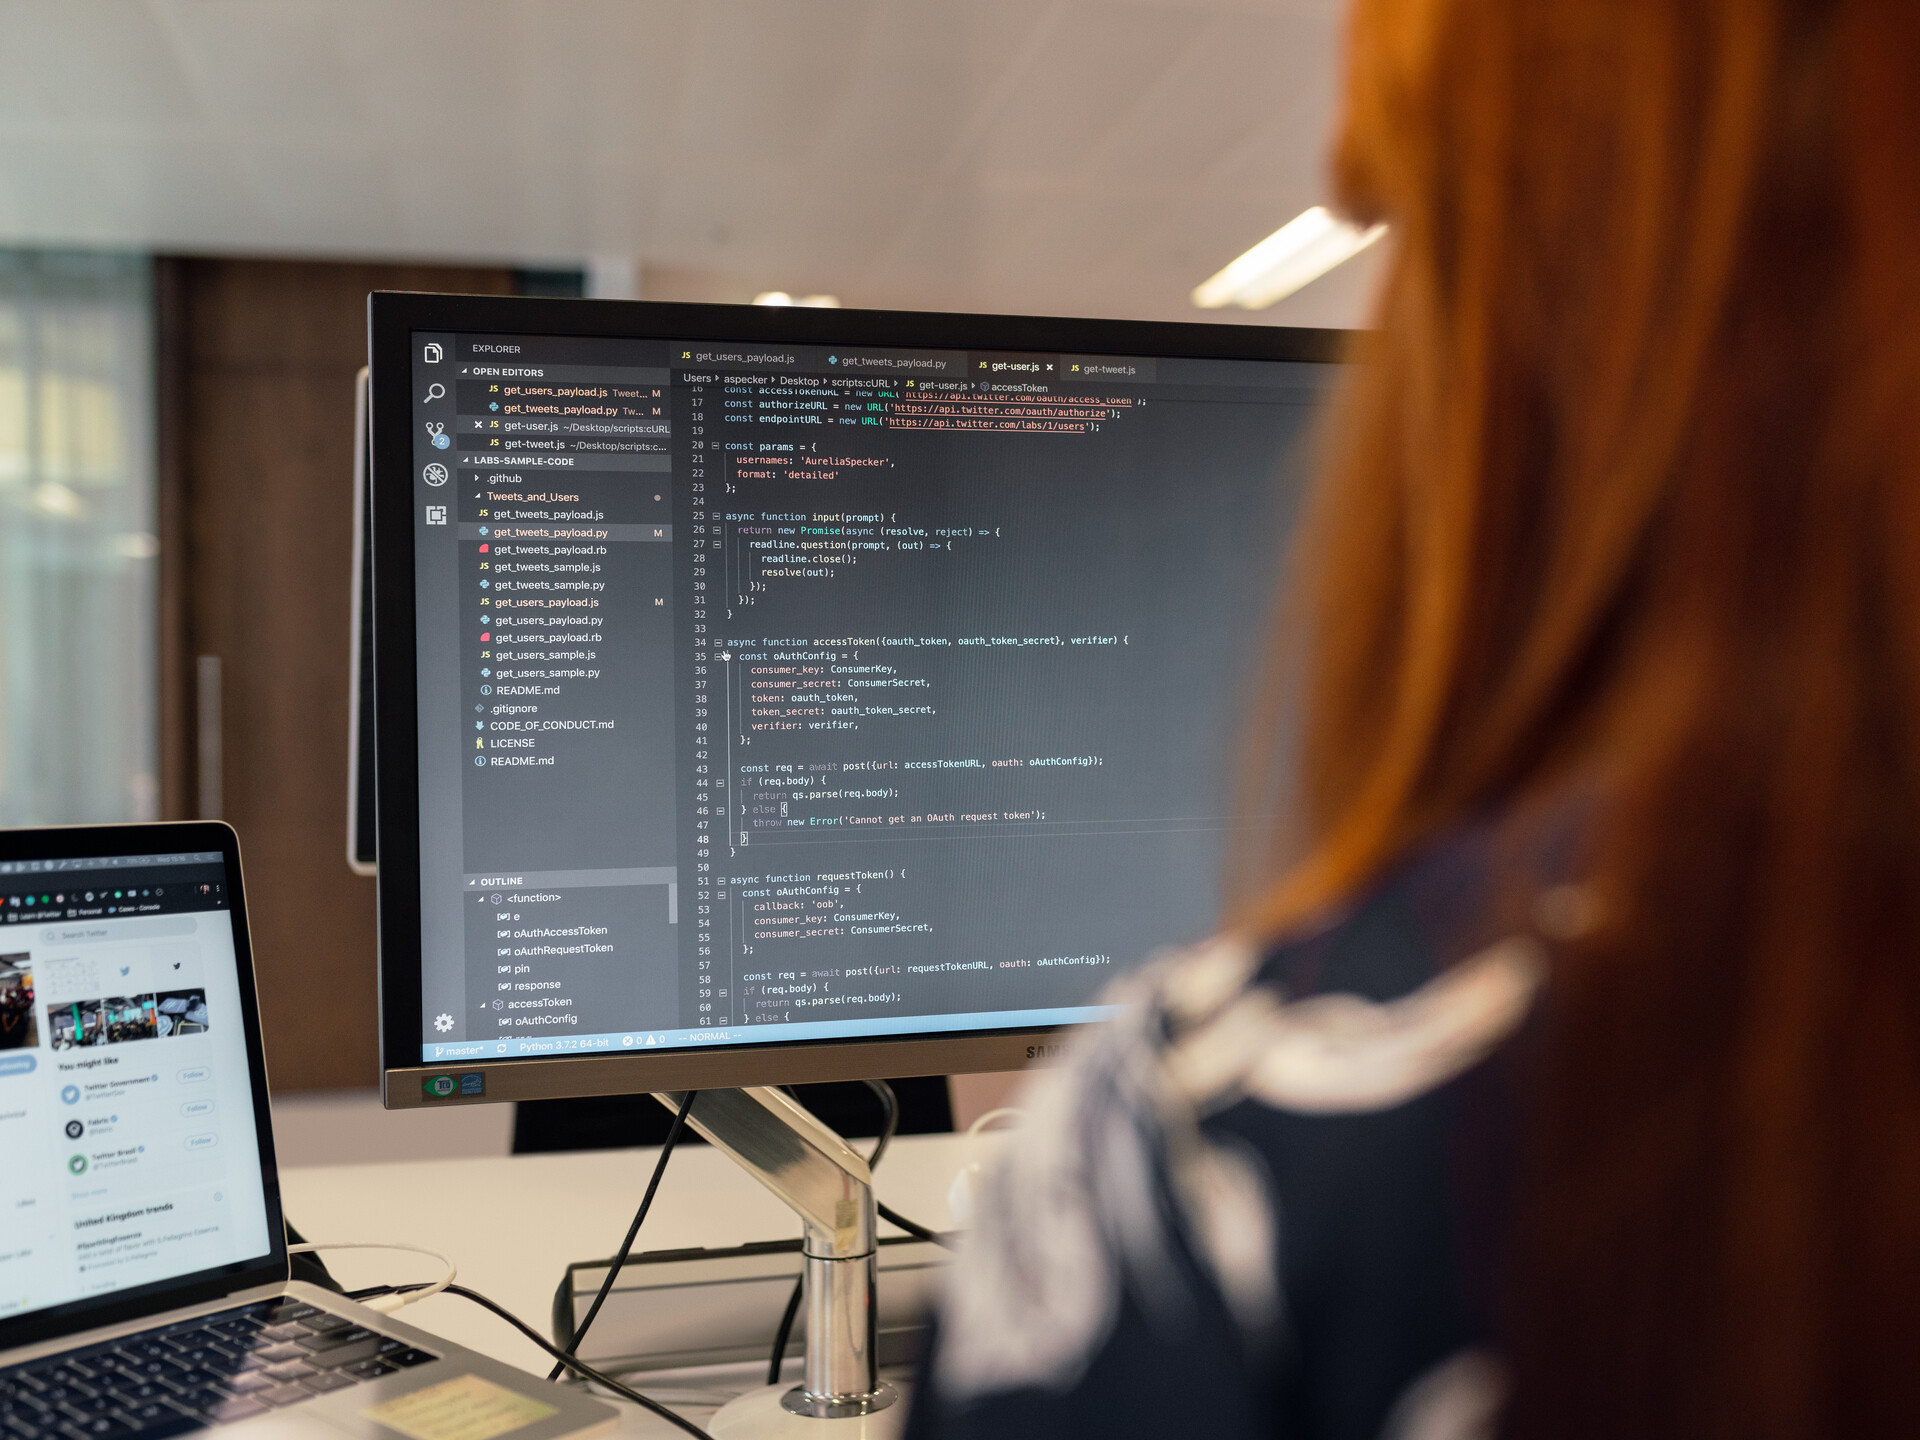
[{"x1": 280, "y1": 1131, "x2": 995, "y2": 1435}]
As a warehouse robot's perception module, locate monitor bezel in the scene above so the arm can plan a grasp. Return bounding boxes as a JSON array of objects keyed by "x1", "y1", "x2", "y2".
[
  {"x1": 369, "y1": 292, "x2": 1349, "y2": 1109},
  {"x1": 0, "y1": 821, "x2": 288, "y2": 1353}
]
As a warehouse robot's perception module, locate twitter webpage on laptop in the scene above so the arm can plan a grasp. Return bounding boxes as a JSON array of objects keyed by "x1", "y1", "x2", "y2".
[{"x1": 0, "y1": 850, "x2": 273, "y2": 1324}]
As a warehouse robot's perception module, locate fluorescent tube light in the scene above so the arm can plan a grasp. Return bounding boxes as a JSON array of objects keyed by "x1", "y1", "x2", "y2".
[
  {"x1": 753, "y1": 291, "x2": 841, "y2": 307},
  {"x1": 1190, "y1": 207, "x2": 1387, "y2": 310}
]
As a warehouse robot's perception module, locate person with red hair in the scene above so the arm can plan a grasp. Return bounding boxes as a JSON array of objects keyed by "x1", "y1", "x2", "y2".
[{"x1": 908, "y1": 1, "x2": 1920, "y2": 1436}]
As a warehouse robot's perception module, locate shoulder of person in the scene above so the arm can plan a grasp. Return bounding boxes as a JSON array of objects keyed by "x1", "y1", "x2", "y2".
[{"x1": 1132, "y1": 917, "x2": 1546, "y2": 1118}]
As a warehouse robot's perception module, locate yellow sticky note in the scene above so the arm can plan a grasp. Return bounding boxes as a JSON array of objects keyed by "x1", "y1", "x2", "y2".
[{"x1": 363, "y1": 1375, "x2": 557, "y2": 1440}]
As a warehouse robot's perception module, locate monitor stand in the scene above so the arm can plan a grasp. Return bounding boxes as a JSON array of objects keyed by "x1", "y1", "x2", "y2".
[{"x1": 654, "y1": 1088, "x2": 906, "y2": 1439}]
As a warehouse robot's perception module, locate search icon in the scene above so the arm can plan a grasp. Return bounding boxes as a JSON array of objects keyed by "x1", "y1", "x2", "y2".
[{"x1": 423, "y1": 383, "x2": 446, "y2": 402}]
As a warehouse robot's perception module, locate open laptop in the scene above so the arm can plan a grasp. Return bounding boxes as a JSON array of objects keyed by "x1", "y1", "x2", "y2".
[{"x1": 0, "y1": 823, "x2": 616, "y2": 1440}]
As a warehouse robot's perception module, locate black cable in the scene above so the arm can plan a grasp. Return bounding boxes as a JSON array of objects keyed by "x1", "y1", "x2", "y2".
[
  {"x1": 765, "y1": 1260, "x2": 805, "y2": 1388},
  {"x1": 766, "y1": 1080, "x2": 904, "y2": 1385},
  {"x1": 878, "y1": 1199, "x2": 960, "y2": 1250},
  {"x1": 360, "y1": 1281, "x2": 708, "y2": 1440},
  {"x1": 861, "y1": 1078, "x2": 899, "y2": 1171},
  {"x1": 548, "y1": 1091, "x2": 697, "y2": 1381},
  {"x1": 863, "y1": 1080, "x2": 960, "y2": 1251}
]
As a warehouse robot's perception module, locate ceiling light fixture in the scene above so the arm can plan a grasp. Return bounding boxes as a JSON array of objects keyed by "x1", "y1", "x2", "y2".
[
  {"x1": 753, "y1": 291, "x2": 842, "y2": 308},
  {"x1": 1190, "y1": 207, "x2": 1387, "y2": 310},
  {"x1": 32, "y1": 480, "x2": 84, "y2": 519}
]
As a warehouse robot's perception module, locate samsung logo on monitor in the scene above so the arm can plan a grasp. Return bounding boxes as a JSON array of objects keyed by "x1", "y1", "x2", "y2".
[{"x1": 1025, "y1": 1042, "x2": 1073, "y2": 1061}]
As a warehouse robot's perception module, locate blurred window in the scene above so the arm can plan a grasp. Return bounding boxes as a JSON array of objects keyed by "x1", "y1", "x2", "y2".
[{"x1": 0, "y1": 251, "x2": 156, "y2": 823}]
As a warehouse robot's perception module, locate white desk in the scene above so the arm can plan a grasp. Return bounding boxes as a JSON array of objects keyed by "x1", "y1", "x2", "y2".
[{"x1": 279, "y1": 1132, "x2": 996, "y2": 1435}]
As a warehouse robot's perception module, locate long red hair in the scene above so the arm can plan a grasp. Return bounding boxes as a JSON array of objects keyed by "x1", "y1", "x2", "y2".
[{"x1": 1239, "y1": 0, "x2": 1920, "y2": 1432}]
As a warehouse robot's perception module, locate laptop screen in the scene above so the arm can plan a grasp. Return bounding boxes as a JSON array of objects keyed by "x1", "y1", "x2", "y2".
[{"x1": 0, "y1": 843, "x2": 276, "y2": 1329}]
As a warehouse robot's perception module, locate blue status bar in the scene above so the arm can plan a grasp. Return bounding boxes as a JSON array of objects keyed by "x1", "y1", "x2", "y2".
[{"x1": 422, "y1": 1002, "x2": 1115, "y2": 1064}]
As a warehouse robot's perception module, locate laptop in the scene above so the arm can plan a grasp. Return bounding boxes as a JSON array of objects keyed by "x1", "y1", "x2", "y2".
[{"x1": 0, "y1": 823, "x2": 617, "y2": 1440}]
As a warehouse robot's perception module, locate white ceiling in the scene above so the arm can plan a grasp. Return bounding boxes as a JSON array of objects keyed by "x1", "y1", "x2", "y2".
[{"x1": 0, "y1": 0, "x2": 1383, "y2": 327}]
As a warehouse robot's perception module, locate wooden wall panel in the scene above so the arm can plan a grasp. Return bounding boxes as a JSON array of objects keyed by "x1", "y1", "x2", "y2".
[{"x1": 157, "y1": 258, "x2": 515, "y2": 1091}]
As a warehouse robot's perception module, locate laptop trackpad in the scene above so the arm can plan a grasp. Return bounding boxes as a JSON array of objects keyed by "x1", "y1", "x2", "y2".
[{"x1": 225, "y1": 1373, "x2": 566, "y2": 1440}]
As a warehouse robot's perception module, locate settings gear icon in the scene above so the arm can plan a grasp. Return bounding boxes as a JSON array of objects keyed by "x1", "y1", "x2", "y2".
[{"x1": 433, "y1": 1013, "x2": 455, "y2": 1033}]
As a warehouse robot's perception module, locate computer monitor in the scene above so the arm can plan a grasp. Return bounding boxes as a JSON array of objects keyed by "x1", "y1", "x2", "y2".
[{"x1": 369, "y1": 294, "x2": 1348, "y2": 1107}]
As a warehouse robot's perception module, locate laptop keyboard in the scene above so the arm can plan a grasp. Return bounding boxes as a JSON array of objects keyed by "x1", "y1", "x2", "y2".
[{"x1": 0, "y1": 1297, "x2": 437, "y2": 1440}]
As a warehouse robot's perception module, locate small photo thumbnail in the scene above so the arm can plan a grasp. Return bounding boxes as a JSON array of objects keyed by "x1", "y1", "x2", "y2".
[
  {"x1": 103, "y1": 995, "x2": 159, "y2": 1044},
  {"x1": 156, "y1": 989, "x2": 209, "y2": 1037},
  {"x1": 0, "y1": 954, "x2": 35, "y2": 1050},
  {"x1": 48, "y1": 997, "x2": 106, "y2": 1050}
]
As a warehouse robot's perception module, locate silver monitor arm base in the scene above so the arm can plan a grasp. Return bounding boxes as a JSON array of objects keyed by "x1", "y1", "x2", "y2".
[{"x1": 654, "y1": 1089, "x2": 905, "y2": 1435}]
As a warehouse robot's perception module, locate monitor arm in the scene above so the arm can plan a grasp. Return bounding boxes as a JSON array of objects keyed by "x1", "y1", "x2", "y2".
[{"x1": 654, "y1": 1088, "x2": 898, "y2": 1425}]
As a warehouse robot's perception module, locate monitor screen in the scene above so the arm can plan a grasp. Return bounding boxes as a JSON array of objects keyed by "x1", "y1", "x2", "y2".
[
  {"x1": 372, "y1": 298, "x2": 1346, "y2": 1093},
  {"x1": 0, "y1": 835, "x2": 278, "y2": 1336}
]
